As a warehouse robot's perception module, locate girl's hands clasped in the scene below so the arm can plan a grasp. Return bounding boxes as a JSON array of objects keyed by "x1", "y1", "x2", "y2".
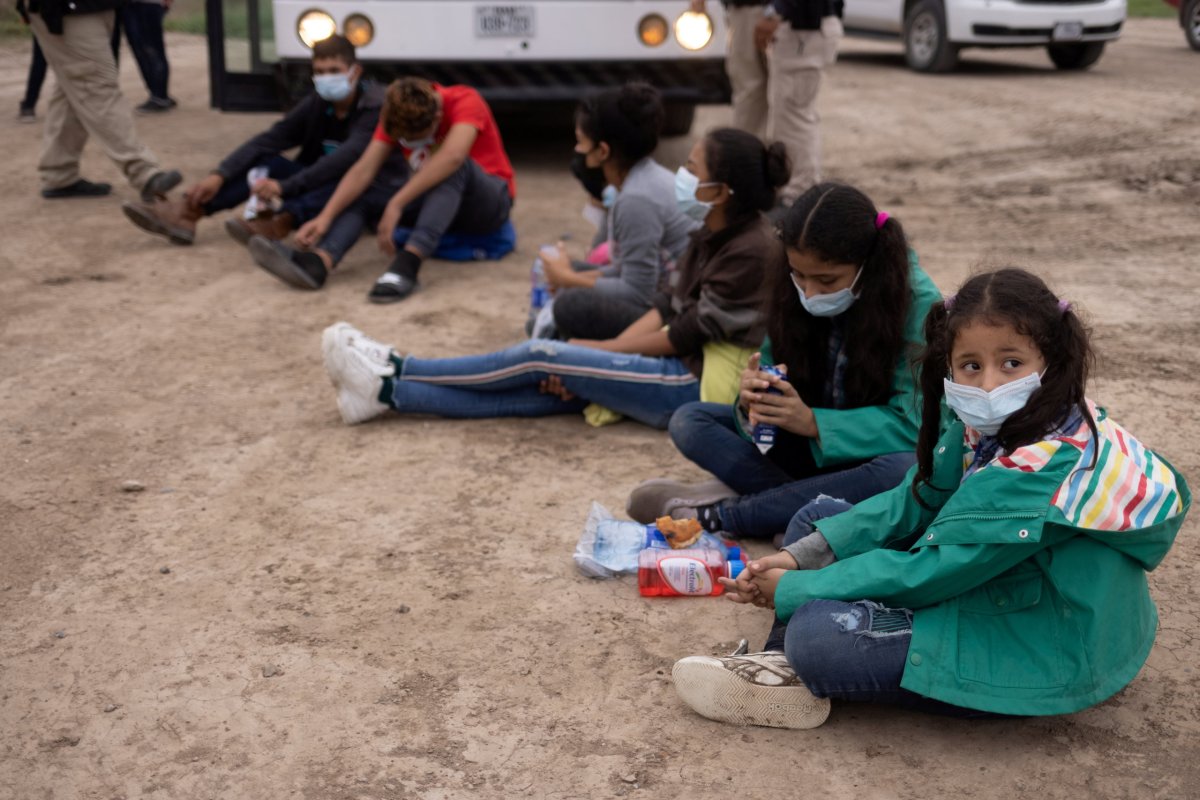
[
  {"x1": 718, "y1": 550, "x2": 798, "y2": 608},
  {"x1": 739, "y1": 354, "x2": 819, "y2": 438}
]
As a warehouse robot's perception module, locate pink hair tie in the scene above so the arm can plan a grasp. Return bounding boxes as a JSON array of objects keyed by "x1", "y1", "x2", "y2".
[
  {"x1": 875, "y1": 211, "x2": 890, "y2": 230},
  {"x1": 943, "y1": 294, "x2": 956, "y2": 310},
  {"x1": 1058, "y1": 299, "x2": 1071, "y2": 314}
]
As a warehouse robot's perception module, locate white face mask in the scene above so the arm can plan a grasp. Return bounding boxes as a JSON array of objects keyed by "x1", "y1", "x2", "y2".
[
  {"x1": 943, "y1": 370, "x2": 1043, "y2": 436},
  {"x1": 792, "y1": 269, "x2": 862, "y2": 317},
  {"x1": 399, "y1": 134, "x2": 435, "y2": 150},
  {"x1": 313, "y1": 71, "x2": 355, "y2": 102}
]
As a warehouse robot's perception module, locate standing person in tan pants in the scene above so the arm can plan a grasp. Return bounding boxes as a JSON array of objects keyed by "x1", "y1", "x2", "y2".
[
  {"x1": 692, "y1": 1, "x2": 771, "y2": 139},
  {"x1": 18, "y1": 0, "x2": 179, "y2": 200},
  {"x1": 756, "y1": 0, "x2": 843, "y2": 205}
]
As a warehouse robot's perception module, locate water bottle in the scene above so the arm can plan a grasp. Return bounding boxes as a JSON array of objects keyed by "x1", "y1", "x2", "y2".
[
  {"x1": 590, "y1": 519, "x2": 669, "y2": 575},
  {"x1": 637, "y1": 547, "x2": 746, "y2": 597},
  {"x1": 530, "y1": 256, "x2": 550, "y2": 312},
  {"x1": 753, "y1": 365, "x2": 788, "y2": 454}
]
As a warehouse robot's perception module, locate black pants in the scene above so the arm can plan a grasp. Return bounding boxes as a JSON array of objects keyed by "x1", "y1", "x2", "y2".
[{"x1": 119, "y1": 2, "x2": 170, "y2": 101}]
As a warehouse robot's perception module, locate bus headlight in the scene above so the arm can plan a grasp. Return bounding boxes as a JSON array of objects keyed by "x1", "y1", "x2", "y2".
[
  {"x1": 297, "y1": 9, "x2": 336, "y2": 48},
  {"x1": 638, "y1": 14, "x2": 669, "y2": 47},
  {"x1": 343, "y1": 14, "x2": 374, "y2": 47},
  {"x1": 674, "y1": 11, "x2": 713, "y2": 51}
]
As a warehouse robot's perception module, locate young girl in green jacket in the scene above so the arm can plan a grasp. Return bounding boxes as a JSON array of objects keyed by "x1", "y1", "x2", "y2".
[
  {"x1": 627, "y1": 183, "x2": 943, "y2": 540},
  {"x1": 672, "y1": 268, "x2": 1190, "y2": 729}
]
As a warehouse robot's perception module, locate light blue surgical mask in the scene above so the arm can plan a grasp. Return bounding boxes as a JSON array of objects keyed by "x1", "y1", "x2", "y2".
[
  {"x1": 673, "y1": 167, "x2": 725, "y2": 222},
  {"x1": 792, "y1": 268, "x2": 862, "y2": 317},
  {"x1": 601, "y1": 184, "x2": 618, "y2": 209},
  {"x1": 313, "y1": 72, "x2": 354, "y2": 102},
  {"x1": 943, "y1": 370, "x2": 1043, "y2": 436}
]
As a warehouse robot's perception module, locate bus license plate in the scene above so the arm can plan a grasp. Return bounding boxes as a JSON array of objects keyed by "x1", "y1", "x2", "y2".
[
  {"x1": 476, "y1": 5, "x2": 536, "y2": 37},
  {"x1": 1052, "y1": 22, "x2": 1084, "y2": 41}
]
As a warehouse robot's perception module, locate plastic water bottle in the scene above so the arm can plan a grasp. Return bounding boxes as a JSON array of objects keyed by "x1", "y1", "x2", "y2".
[
  {"x1": 753, "y1": 365, "x2": 788, "y2": 454},
  {"x1": 591, "y1": 520, "x2": 669, "y2": 575},
  {"x1": 637, "y1": 547, "x2": 746, "y2": 597}
]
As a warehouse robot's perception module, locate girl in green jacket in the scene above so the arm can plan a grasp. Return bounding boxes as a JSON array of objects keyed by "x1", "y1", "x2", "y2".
[
  {"x1": 627, "y1": 183, "x2": 943, "y2": 540},
  {"x1": 672, "y1": 268, "x2": 1190, "y2": 729}
]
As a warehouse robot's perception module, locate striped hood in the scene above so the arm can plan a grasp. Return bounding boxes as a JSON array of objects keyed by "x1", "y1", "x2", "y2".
[{"x1": 963, "y1": 402, "x2": 1189, "y2": 569}]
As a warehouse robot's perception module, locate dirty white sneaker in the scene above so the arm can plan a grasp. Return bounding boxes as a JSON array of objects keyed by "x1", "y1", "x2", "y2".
[
  {"x1": 322, "y1": 322, "x2": 395, "y2": 386},
  {"x1": 672, "y1": 651, "x2": 831, "y2": 730},
  {"x1": 326, "y1": 344, "x2": 392, "y2": 425}
]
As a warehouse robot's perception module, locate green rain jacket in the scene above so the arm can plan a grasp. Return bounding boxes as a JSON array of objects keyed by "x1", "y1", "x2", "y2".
[
  {"x1": 774, "y1": 406, "x2": 1190, "y2": 716},
  {"x1": 737, "y1": 254, "x2": 943, "y2": 467}
]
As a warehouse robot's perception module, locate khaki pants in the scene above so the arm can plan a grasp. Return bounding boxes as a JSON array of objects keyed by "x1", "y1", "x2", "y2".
[
  {"x1": 29, "y1": 11, "x2": 160, "y2": 192},
  {"x1": 767, "y1": 16, "x2": 842, "y2": 203},
  {"x1": 724, "y1": 5, "x2": 770, "y2": 139}
]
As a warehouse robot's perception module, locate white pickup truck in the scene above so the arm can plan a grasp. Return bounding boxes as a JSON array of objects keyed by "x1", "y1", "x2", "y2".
[{"x1": 842, "y1": 0, "x2": 1126, "y2": 71}]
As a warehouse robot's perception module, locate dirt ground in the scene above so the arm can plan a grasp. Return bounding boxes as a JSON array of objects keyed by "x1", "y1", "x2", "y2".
[{"x1": 1, "y1": 21, "x2": 1198, "y2": 800}]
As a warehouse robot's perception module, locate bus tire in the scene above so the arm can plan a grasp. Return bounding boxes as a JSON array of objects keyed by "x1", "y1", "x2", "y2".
[{"x1": 1184, "y1": 0, "x2": 1200, "y2": 52}]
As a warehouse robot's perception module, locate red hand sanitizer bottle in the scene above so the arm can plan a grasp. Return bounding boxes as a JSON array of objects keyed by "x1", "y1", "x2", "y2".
[{"x1": 637, "y1": 547, "x2": 746, "y2": 597}]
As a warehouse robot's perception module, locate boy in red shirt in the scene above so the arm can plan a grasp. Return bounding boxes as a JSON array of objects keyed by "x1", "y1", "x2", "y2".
[{"x1": 248, "y1": 77, "x2": 515, "y2": 301}]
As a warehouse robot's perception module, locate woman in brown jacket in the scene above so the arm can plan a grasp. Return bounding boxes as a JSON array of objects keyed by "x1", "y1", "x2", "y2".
[{"x1": 320, "y1": 129, "x2": 790, "y2": 430}]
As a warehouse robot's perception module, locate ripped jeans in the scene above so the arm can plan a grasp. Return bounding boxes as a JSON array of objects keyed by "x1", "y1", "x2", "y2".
[
  {"x1": 390, "y1": 340, "x2": 700, "y2": 428},
  {"x1": 764, "y1": 498, "x2": 996, "y2": 717}
]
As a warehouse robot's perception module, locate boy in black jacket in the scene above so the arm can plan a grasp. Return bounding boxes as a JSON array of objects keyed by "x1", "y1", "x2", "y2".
[{"x1": 122, "y1": 35, "x2": 395, "y2": 246}]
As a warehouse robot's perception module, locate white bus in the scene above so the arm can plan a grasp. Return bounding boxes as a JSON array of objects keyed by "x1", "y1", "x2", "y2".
[{"x1": 246, "y1": 1, "x2": 731, "y2": 133}]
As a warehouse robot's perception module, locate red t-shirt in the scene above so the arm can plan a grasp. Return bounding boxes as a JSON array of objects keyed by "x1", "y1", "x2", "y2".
[{"x1": 372, "y1": 84, "x2": 516, "y2": 199}]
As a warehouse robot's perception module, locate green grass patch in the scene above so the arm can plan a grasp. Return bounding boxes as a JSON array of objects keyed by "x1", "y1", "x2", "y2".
[{"x1": 1127, "y1": 0, "x2": 1177, "y2": 17}]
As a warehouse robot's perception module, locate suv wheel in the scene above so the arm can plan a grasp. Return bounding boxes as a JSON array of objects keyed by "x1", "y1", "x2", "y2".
[
  {"x1": 904, "y1": 0, "x2": 959, "y2": 73},
  {"x1": 1185, "y1": 0, "x2": 1200, "y2": 52},
  {"x1": 1047, "y1": 41, "x2": 1106, "y2": 70}
]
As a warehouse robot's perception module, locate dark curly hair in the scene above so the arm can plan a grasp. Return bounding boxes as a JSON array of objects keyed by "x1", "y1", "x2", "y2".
[
  {"x1": 702, "y1": 128, "x2": 790, "y2": 223},
  {"x1": 575, "y1": 83, "x2": 663, "y2": 172},
  {"x1": 766, "y1": 183, "x2": 912, "y2": 411},
  {"x1": 382, "y1": 77, "x2": 440, "y2": 140},
  {"x1": 912, "y1": 268, "x2": 1097, "y2": 502}
]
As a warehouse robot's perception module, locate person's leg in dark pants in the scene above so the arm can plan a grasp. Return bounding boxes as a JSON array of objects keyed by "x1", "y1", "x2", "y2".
[
  {"x1": 668, "y1": 402, "x2": 797, "y2": 495},
  {"x1": 20, "y1": 37, "x2": 48, "y2": 117},
  {"x1": 369, "y1": 160, "x2": 511, "y2": 302},
  {"x1": 551, "y1": 286, "x2": 649, "y2": 341},
  {"x1": 122, "y1": 1, "x2": 171, "y2": 107},
  {"x1": 203, "y1": 155, "x2": 302, "y2": 216}
]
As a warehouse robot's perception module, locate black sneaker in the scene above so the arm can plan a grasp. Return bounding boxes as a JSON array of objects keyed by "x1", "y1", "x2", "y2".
[
  {"x1": 136, "y1": 97, "x2": 173, "y2": 114},
  {"x1": 139, "y1": 169, "x2": 182, "y2": 203},
  {"x1": 367, "y1": 272, "x2": 420, "y2": 304},
  {"x1": 41, "y1": 179, "x2": 112, "y2": 199},
  {"x1": 247, "y1": 236, "x2": 327, "y2": 290}
]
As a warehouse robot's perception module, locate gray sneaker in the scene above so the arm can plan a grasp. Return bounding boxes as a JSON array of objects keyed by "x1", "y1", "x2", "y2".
[
  {"x1": 672, "y1": 651, "x2": 831, "y2": 729},
  {"x1": 626, "y1": 478, "x2": 738, "y2": 524}
]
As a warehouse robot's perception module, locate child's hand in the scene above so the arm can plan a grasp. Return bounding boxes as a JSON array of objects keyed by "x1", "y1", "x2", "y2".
[
  {"x1": 750, "y1": 365, "x2": 818, "y2": 438},
  {"x1": 750, "y1": 551, "x2": 799, "y2": 573},
  {"x1": 718, "y1": 569, "x2": 760, "y2": 605},
  {"x1": 748, "y1": 568, "x2": 789, "y2": 609},
  {"x1": 538, "y1": 374, "x2": 576, "y2": 401}
]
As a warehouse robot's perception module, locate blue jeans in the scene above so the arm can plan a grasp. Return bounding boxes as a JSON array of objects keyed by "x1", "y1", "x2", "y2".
[
  {"x1": 202, "y1": 155, "x2": 334, "y2": 223},
  {"x1": 763, "y1": 498, "x2": 997, "y2": 718},
  {"x1": 668, "y1": 401, "x2": 916, "y2": 538},
  {"x1": 120, "y1": 2, "x2": 169, "y2": 101},
  {"x1": 391, "y1": 340, "x2": 700, "y2": 429}
]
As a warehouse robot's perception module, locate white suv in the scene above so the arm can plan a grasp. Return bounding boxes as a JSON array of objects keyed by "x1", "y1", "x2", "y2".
[{"x1": 842, "y1": 0, "x2": 1126, "y2": 72}]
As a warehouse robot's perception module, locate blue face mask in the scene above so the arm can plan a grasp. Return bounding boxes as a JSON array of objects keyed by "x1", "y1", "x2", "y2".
[
  {"x1": 601, "y1": 184, "x2": 618, "y2": 209},
  {"x1": 674, "y1": 167, "x2": 716, "y2": 222},
  {"x1": 313, "y1": 72, "x2": 354, "y2": 102},
  {"x1": 943, "y1": 370, "x2": 1043, "y2": 436},
  {"x1": 792, "y1": 268, "x2": 862, "y2": 317}
]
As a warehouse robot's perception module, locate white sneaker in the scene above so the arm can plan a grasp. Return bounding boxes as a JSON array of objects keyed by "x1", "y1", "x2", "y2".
[
  {"x1": 672, "y1": 651, "x2": 831, "y2": 730},
  {"x1": 328, "y1": 345, "x2": 391, "y2": 425},
  {"x1": 322, "y1": 322, "x2": 395, "y2": 387}
]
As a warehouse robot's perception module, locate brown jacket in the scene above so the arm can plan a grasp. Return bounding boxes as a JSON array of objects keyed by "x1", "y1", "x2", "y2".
[{"x1": 653, "y1": 213, "x2": 784, "y2": 377}]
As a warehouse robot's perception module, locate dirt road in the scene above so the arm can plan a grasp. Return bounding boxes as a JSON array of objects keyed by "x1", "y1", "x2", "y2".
[{"x1": 1, "y1": 21, "x2": 1198, "y2": 799}]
